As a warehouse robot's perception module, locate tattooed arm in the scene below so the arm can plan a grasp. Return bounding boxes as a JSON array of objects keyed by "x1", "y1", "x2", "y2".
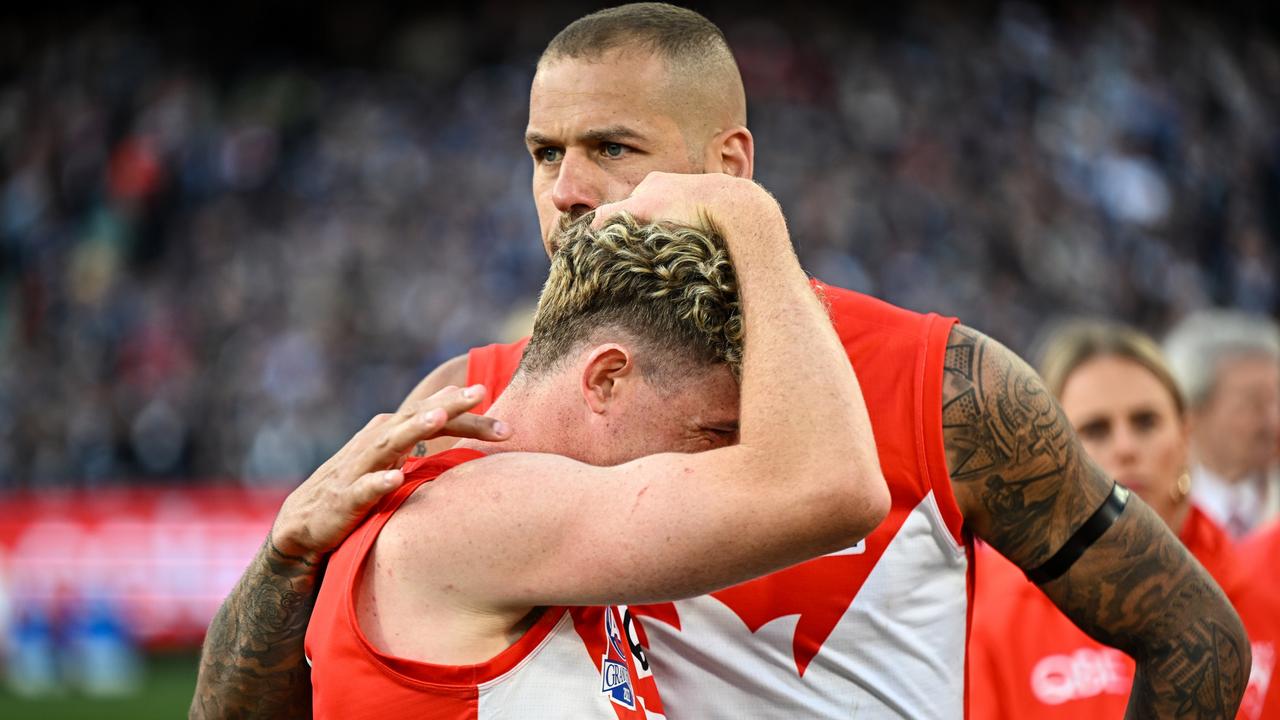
[
  {"x1": 190, "y1": 387, "x2": 510, "y2": 718},
  {"x1": 190, "y1": 539, "x2": 317, "y2": 718},
  {"x1": 943, "y1": 324, "x2": 1249, "y2": 718}
]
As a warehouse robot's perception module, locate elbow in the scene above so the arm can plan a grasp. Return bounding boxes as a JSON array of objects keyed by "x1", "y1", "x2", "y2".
[
  {"x1": 809, "y1": 462, "x2": 889, "y2": 544},
  {"x1": 849, "y1": 468, "x2": 890, "y2": 539},
  {"x1": 1201, "y1": 592, "x2": 1250, "y2": 707},
  {"x1": 1135, "y1": 585, "x2": 1251, "y2": 711}
]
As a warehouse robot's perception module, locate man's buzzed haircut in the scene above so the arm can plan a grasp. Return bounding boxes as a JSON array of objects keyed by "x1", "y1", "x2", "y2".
[
  {"x1": 544, "y1": 3, "x2": 727, "y2": 66},
  {"x1": 540, "y1": 3, "x2": 747, "y2": 127}
]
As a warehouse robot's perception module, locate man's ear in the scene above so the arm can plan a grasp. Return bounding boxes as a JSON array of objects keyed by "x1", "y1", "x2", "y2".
[
  {"x1": 581, "y1": 344, "x2": 636, "y2": 414},
  {"x1": 704, "y1": 126, "x2": 754, "y2": 179}
]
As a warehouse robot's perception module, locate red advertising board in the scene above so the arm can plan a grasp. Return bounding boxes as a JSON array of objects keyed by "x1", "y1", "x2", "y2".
[{"x1": 0, "y1": 486, "x2": 287, "y2": 648}]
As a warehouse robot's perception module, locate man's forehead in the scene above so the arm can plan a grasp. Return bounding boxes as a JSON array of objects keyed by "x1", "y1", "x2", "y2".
[
  {"x1": 530, "y1": 51, "x2": 671, "y2": 114},
  {"x1": 524, "y1": 124, "x2": 648, "y2": 147},
  {"x1": 535, "y1": 46, "x2": 670, "y2": 85}
]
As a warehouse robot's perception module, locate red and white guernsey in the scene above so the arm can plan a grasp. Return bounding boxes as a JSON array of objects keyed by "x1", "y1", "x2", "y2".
[
  {"x1": 305, "y1": 448, "x2": 666, "y2": 719},
  {"x1": 466, "y1": 282, "x2": 968, "y2": 718}
]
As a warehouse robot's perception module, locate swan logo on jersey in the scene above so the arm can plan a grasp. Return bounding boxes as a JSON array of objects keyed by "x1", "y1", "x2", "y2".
[
  {"x1": 601, "y1": 607, "x2": 636, "y2": 709},
  {"x1": 633, "y1": 533, "x2": 890, "y2": 677}
]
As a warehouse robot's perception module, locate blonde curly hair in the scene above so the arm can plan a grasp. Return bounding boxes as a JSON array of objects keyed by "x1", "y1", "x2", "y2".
[{"x1": 518, "y1": 213, "x2": 743, "y2": 384}]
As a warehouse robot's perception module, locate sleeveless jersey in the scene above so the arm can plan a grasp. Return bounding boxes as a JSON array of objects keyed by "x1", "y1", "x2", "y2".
[
  {"x1": 305, "y1": 448, "x2": 666, "y2": 719},
  {"x1": 967, "y1": 505, "x2": 1239, "y2": 719},
  {"x1": 466, "y1": 281, "x2": 966, "y2": 718}
]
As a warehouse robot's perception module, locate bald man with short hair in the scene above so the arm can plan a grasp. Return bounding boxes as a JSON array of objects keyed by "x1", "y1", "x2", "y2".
[{"x1": 193, "y1": 4, "x2": 1249, "y2": 718}]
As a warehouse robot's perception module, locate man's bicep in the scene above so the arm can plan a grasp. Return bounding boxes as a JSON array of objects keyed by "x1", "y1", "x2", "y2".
[{"x1": 942, "y1": 324, "x2": 1110, "y2": 568}]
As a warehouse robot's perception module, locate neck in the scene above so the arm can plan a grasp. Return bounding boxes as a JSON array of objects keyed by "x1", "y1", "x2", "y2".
[
  {"x1": 1168, "y1": 499, "x2": 1193, "y2": 539},
  {"x1": 454, "y1": 378, "x2": 576, "y2": 457}
]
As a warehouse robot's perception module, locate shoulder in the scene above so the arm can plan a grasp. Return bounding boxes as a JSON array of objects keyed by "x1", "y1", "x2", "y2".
[
  {"x1": 940, "y1": 324, "x2": 1113, "y2": 566},
  {"x1": 399, "y1": 451, "x2": 584, "y2": 511},
  {"x1": 1180, "y1": 505, "x2": 1242, "y2": 593},
  {"x1": 431, "y1": 353, "x2": 471, "y2": 386},
  {"x1": 813, "y1": 280, "x2": 956, "y2": 336}
]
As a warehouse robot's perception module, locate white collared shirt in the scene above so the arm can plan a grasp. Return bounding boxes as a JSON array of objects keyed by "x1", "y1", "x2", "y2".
[{"x1": 1190, "y1": 464, "x2": 1279, "y2": 539}]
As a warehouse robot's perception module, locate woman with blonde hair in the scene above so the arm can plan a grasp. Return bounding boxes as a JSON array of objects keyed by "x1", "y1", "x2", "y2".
[{"x1": 968, "y1": 320, "x2": 1241, "y2": 718}]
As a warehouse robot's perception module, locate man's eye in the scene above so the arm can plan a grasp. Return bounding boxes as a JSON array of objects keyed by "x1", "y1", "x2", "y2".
[
  {"x1": 602, "y1": 143, "x2": 626, "y2": 158},
  {"x1": 537, "y1": 147, "x2": 563, "y2": 163}
]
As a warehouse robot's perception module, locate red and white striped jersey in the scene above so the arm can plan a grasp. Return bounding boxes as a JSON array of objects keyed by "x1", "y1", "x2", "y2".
[{"x1": 305, "y1": 449, "x2": 666, "y2": 719}]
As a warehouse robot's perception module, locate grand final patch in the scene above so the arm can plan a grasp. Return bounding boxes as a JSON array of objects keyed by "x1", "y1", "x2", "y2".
[{"x1": 601, "y1": 607, "x2": 636, "y2": 709}]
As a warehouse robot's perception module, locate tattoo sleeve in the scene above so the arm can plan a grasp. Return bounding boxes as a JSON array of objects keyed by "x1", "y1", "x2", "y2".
[
  {"x1": 189, "y1": 536, "x2": 318, "y2": 719},
  {"x1": 943, "y1": 324, "x2": 1249, "y2": 718}
]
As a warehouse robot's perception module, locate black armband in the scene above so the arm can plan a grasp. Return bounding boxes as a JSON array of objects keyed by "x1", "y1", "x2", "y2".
[{"x1": 1024, "y1": 482, "x2": 1130, "y2": 585}]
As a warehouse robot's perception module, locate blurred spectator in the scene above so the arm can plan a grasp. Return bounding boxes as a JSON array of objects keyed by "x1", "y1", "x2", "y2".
[
  {"x1": 1164, "y1": 311, "x2": 1280, "y2": 538},
  {"x1": 969, "y1": 320, "x2": 1240, "y2": 717},
  {"x1": 0, "y1": 2, "x2": 1277, "y2": 489}
]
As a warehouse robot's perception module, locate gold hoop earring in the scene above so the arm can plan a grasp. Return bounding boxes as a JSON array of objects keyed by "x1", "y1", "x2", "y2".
[{"x1": 1170, "y1": 470, "x2": 1192, "y2": 504}]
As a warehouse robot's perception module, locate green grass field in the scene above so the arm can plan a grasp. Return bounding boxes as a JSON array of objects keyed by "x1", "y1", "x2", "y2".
[{"x1": 0, "y1": 652, "x2": 198, "y2": 720}]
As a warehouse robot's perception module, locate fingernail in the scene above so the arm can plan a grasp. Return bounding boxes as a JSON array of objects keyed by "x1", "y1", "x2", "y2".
[
  {"x1": 464, "y1": 385, "x2": 483, "y2": 400},
  {"x1": 494, "y1": 420, "x2": 510, "y2": 436},
  {"x1": 382, "y1": 470, "x2": 401, "y2": 488}
]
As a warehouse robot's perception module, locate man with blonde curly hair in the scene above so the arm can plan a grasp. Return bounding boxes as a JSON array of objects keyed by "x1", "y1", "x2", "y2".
[{"x1": 301, "y1": 182, "x2": 888, "y2": 717}]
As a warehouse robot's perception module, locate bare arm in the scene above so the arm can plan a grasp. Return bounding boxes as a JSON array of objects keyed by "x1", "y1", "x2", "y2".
[
  {"x1": 399, "y1": 354, "x2": 470, "y2": 457},
  {"x1": 190, "y1": 538, "x2": 317, "y2": 719},
  {"x1": 944, "y1": 324, "x2": 1249, "y2": 718},
  {"x1": 190, "y1": 387, "x2": 509, "y2": 718},
  {"x1": 387, "y1": 173, "x2": 889, "y2": 608}
]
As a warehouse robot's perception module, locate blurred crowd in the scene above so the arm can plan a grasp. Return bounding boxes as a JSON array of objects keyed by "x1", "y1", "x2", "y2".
[{"x1": 1, "y1": 1, "x2": 1277, "y2": 489}]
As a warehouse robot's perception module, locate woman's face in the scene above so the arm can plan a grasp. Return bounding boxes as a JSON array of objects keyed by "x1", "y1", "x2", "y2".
[{"x1": 1059, "y1": 355, "x2": 1190, "y2": 531}]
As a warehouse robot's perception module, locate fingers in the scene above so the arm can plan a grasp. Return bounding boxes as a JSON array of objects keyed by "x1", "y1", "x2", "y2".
[
  {"x1": 441, "y1": 412, "x2": 512, "y2": 441},
  {"x1": 355, "y1": 384, "x2": 492, "y2": 470},
  {"x1": 415, "y1": 384, "x2": 487, "y2": 418},
  {"x1": 348, "y1": 469, "x2": 406, "y2": 513},
  {"x1": 424, "y1": 384, "x2": 461, "y2": 402},
  {"x1": 591, "y1": 201, "x2": 626, "y2": 228},
  {"x1": 592, "y1": 201, "x2": 653, "y2": 229},
  {"x1": 363, "y1": 407, "x2": 449, "y2": 468}
]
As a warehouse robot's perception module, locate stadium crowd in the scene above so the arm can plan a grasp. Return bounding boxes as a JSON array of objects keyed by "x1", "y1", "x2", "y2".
[{"x1": 0, "y1": 1, "x2": 1277, "y2": 493}]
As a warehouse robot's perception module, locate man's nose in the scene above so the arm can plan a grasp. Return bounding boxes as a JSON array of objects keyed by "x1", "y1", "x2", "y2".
[{"x1": 552, "y1": 150, "x2": 603, "y2": 217}]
